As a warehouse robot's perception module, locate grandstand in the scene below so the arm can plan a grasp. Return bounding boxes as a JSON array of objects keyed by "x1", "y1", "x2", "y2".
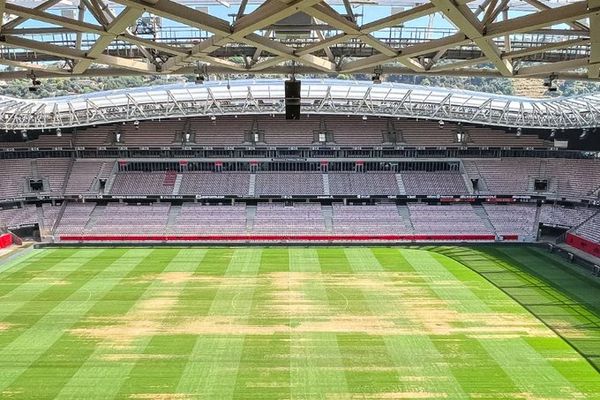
[{"x1": 0, "y1": 80, "x2": 598, "y2": 250}]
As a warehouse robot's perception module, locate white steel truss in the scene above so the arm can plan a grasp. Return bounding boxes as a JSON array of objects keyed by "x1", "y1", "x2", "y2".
[
  {"x1": 0, "y1": 0, "x2": 598, "y2": 80},
  {"x1": 1, "y1": 79, "x2": 599, "y2": 130}
]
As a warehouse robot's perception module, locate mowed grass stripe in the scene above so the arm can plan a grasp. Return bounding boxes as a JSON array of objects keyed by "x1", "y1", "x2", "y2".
[
  {"x1": 233, "y1": 248, "x2": 290, "y2": 399},
  {"x1": 406, "y1": 249, "x2": 588, "y2": 399},
  {"x1": 0, "y1": 248, "x2": 144, "y2": 393},
  {"x1": 371, "y1": 247, "x2": 521, "y2": 396},
  {"x1": 0, "y1": 249, "x2": 101, "y2": 307},
  {"x1": 317, "y1": 248, "x2": 403, "y2": 395},
  {"x1": 114, "y1": 249, "x2": 208, "y2": 398},
  {"x1": 288, "y1": 248, "x2": 348, "y2": 399},
  {"x1": 26, "y1": 249, "x2": 175, "y2": 400},
  {"x1": 439, "y1": 246, "x2": 600, "y2": 366},
  {"x1": 436, "y1": 246, "x2": 600, "y2": 390},
  {"x1": 176, "y1": 248, "x2": 262, "y2": 398},
  {"x1": 55, "y1": 249, "x2": 207, "y2": 400},
  {"x1": 344, "y1": 248, "x2": 469, "y2": 398},
  {"x1": 0, "y1": 248, "x2": 115, "y2": 350},
  {"x1": 0, "y1": 248, "x2": 60, "y2": 279}
]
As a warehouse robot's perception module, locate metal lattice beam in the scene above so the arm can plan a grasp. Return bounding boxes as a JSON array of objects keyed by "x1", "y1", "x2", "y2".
[
  {"x1": 1, "y1": 79, "x2": 599, "y2": 131},
  {"x1": 0, "y1": 0, "x2": 598, "y2": 80}
]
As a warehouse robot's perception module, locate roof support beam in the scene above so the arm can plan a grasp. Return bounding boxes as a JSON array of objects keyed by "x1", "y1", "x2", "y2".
[
  {"x1": 486, "y1": 2, "x2": 597, "y2": 37},
  {"x1": 73, "y1": 7, "x2": 145, "y2": 74},
  {"x1": 4, "y1": 3, "x2": 105, "y2": 34},
  {"x1": 111, "y1": 0, "x2": 232, "y2": 36},
  {"x1": 505, "y1": 38, "x2": 590, "y2": 59},
  {"x1": 523, "y1": 0, "x2": 589, "y2": 31},
  {"x1": 0, "y1": 35, "x2": 156, "y2": 73},
  {"x1": 430, "y1": 0, "x2": 513, "y2": 76},
  {"x1": 233, "y1": 0, "x2": 323, "y2": 37},
  {"x1": 1, "y1": 0, "x2": 61, "y2": 31}
]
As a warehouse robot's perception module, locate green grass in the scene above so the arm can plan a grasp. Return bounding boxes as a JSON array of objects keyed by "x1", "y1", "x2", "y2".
[{"x1": 0, "y1": 246, "x2": 598, "y2": 400}]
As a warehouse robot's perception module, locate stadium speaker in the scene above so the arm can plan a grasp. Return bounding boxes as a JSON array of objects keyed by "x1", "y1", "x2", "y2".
[{"x1": 285, "y1": 79, "x2": 301, "y2": 120}]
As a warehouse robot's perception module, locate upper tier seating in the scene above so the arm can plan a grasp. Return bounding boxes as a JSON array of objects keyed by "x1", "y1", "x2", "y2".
[
  {"x1": 74, "y1": 125, "x2": 112, "y2": 146},
  {"x1": 37, "y1": 158, "x2": 71, "y2": 194},
  {"x1": 401, "y1": 172, "x2": 468, "y2": 195},
  {"x1": 65, "y1": 160, "x2": 115, "y2": 195},
  {"x1": 464, "y1": 158, "x2": 600, "y2": 198},
  {"x1": 0, "y1": 134, "x2": 73, "y2": 149},
  {"x1": 179, "y1": 172, "x2": 249, "y2": 196},
  {"x1": 110, "y1": 172, "x2": 173, "y2": 195},
  {"x1": 64, "y1": 117, "x2": 552, "y2": 148},
  {"x1": 117, "y1": 120, "x2": 183, "y2": 145},
  {"x1": 255, "y1": 172, "x2": 324, "y2": 196},
  {"x1": 328, "y1": 172, "x2": 399, "y2": 195},
  {"x1": 463, "y1": 158, "x2": 541, "y2": 194},
  {"x1": 0, "y1": 159, "x2": 32, "y2": 199}
]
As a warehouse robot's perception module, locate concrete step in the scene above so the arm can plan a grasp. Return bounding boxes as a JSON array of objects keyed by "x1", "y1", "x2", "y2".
[
  {"x1": 246, "y1": 205, "x2": 256, "y2": 231},
  {"x1": 248, "y1": 174, "x2": 256, "y2": 196},
  {"x1": 84, "y1": 205, "x2": 104, "y2": 230},
  {"x1": 473, "y1": 205, "x2": 499, "y2": 239},
  {"x1": 397, "y1": 204, "x2": 414, "y2": 232},
  {"x1": 166, "y1": 205, "x2": 181, "y2": 232},
  {"x1": 323, "y1": 174, "x2": 330, "y2": 195},
  {"x1": 172, "y1": 174, "x2": 183, "y2": 195},
  {"x1": 395, "y1": 174, "x2": 406, "y2": 195},
  {"x1": 321, "y1": 205, "x2": 333, "y2": 232}
]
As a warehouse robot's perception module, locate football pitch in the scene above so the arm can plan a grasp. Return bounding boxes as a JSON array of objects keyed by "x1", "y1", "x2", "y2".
[{"x1": 0, "y1": 246, "x2": 599, "y2": 400}]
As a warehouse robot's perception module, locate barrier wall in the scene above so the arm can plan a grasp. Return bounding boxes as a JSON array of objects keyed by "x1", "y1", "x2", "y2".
[
  {"x1": 59, "y1": 234, "x2": 498, "y2": 243},
  {"x1": 565, "y1": 233, "x2": 600, "y2": 258},
  {"x1": 0, "y1": 233, "x2": 13, "y2": 249}
]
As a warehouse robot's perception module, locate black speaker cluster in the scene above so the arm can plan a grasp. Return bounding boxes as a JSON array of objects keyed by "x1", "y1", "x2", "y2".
[{"x1": 285, "y1": 79, "x2": 301, "y2": 120}]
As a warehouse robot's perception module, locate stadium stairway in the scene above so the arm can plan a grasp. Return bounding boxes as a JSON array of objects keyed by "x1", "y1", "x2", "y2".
[
  {"x1": 395, "y1": 174, "x2": 406, "y2": 195},
  {"x1": 172, "y1": 174, "x2": 183, "y2": 195},
  {"x1": 246, "y1": 205, "x2": 256, "y2": 232},
  {"x1": 166, "y1": 205, "x2": 181, "y2": 231},
  {"x1": 323, "y1": 174, "x2": 330, "y2": 195},
  {"x1": 462, "y1": 160, "x2": 489, "y2": 193},
  {"x1": 397, "y1": 205, "x2": 414, "y2": 231},
  {"x1": 30, "y1": 159, "x2": 39, "y2": 178},
  {"x1": 248, "y1": 174, "x2": 256, "y2": 196},
  {"x1": 103, "y1": 163, "x2": 119, "y2": 193},
  {"x1": 321, "y1": 205, "x2": 333, "y2": 232},
  {"x1": 461, "y1": 171, "x2": 474, "y2": 194},
  {"x1": 473, "y1": 205, "x2": 500, "y2": 240},
  {"x1": 84, "y1": 205, "x2": 104, "y2": 231}
]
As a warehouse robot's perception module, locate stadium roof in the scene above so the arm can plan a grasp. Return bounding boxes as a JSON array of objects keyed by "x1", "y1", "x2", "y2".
[
  {"x1": 1, "y1": 79, "x2": 599, "y2": 130},
  {"x1": 0, "y1": 0, "x2": 598, "y2": 80}
]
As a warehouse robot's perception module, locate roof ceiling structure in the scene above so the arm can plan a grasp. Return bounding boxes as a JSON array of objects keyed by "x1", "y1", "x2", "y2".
[
  {"x1": 1, "y1": 79, "x2": 599, "y2": 130},
  {"x1": 0, "y1": 0, "x2": 599, "y2": 80}
]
